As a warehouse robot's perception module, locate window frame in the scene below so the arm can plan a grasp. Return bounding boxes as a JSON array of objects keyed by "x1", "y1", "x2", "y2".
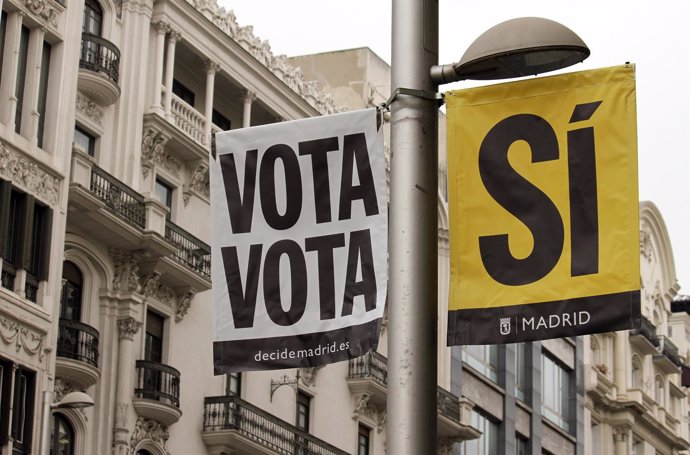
[
  {"x1": 357, "y1": 424, "x2": 370, "y2": 455},
  {"x1": 541, "y1": 353, "x2": 571, "y2": 432}
]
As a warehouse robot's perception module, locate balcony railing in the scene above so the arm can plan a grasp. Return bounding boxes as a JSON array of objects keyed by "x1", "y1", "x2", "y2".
[
  {"x1": 165, "y1": 220, "x2": 211, "y2": 279},
  {"x1": 171, "y1": 93, "x2": 206, "y2": 145},
  {"x1": 80, "y1": 33, "x2": 120, "y2": 84},
  {"x1": 347, "y1": 352, "x2": 463, "y2": 423},
  {"x1": 203, "y1": 395, "x2": 349, "y2": 455},
  {"x1": 90, "y1": 166, "x2": 146, "y2": 229},
  {"x1": 57, "y1": 319, "x2": 99, "y2": 368},
  {"x1": 659, "y1": 335, "x2": 683, "y2": 367},
  {"x1": 24, "y1": 272, "x2": 39, "y2": 303},
  {"x1": 135, "y1": 360, "x2": 181, "y2": 407},
  {"x1": 1, "y1": 262, "x2": 16, "y2": 292},
  {"x1": 630, "y1": 315, "x2": 659, "y2": 347}
]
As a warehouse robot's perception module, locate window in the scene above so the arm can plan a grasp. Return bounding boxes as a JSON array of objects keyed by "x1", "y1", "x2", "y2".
[
  {"x1": 225, "y1": 372, "x2": 241, "y2": 396},
  {"x1": 515, "y1": 435, "x2": 528, "y2": 455},
  {"x1": 172, "y1": 79, "x2": 195, "y2": 106},
  {"x1": 541, "y1": 353, "x2": 570, "y2": 432},
  {"x1": 458, "y1": 410, "x2": 498, "y2": 455},
  {"x1": 154, "y1": 178, "x2": 172, "y2": 217},
  {"x1": 462, "y1": 345, "x2": 498, "y2": 382},
  {"x1": 357, "y1": 424, "x2": 370, "y2": 455},
  {"x1": 14, "y1": 25, "x2": 29, "y2": 134},
  {"x1": 514, "y1": 343, "x2": 526, "y2": 401},
  {"x1": 591, "y1": 420, "x2": 600, "y2": 455},
  {"x1": 0, "y1": 11, "x2": 7, "y2": 85},
  {"x1": 50, "y1": 414, "x2": 74, "y2": 455},
  {"x1": 0, "y1": 361, "x2": 36, "y2": 454},
  {"x1": 82, "y1": 0, "x2": 102, "y2": 35},
  {"x1": 144, "y1": 311, "x2": 164, "y2": 362},
  {"x1": 655, "y1": 375, "x2": 664, "y2": 407},
  {"x1": 295, "y1": 392, "x2": 311, "y2": 455},
  {"x1": 74, "y1": 126, "x2": 95, "y2": 157},
  {"x1": 0, "y1": 182, "x2": 53, "y2": 301},
  {"x1": 36, "y1": 41, "x2": 51, "y2": 148},
  {"x1": 212, "y1": 109, "x2": 231, "y2": 131}
]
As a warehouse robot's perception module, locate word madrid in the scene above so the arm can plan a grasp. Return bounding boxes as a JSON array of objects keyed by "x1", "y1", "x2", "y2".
[
  {"x1": 521, "y1": 310, "x2": 591, "y2": 331},
  {"x1": 218, "y1": 132, "x2": 380, "y2": 329}
]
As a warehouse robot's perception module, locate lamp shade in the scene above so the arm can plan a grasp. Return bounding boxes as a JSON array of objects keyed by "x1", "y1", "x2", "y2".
[
  {"x1": 431, "y1": 17, "x2": 589, "y2": 83},
  {"x1": 53, "y1": 391, "x2": 95, "y2": 409}
]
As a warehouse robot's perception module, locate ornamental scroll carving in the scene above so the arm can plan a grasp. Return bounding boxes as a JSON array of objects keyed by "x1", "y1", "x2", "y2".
[
  {"x1": 352, "y1": 393, "x2": 386, "y2": 433},
  {"x1": 141, "y1": 129, "x2": 180, "y2": 178},
  {"x1": 182, "y1": 162, "x2": 209, "y2": 206},
  {"x1": 183, "y1": 0, "x2": 336, "y2": 115},
  {"x1": 76, "y1": 93, "x2": 104, "y2": 124},
  {"x1": 24, "y1": 0, "x2": 59, "y2": 30},
  {"x1": 130, "y1": 417, "x2": 170, "y2": 455},
  {"x1": 117, "y1": 317, "x2": 142, "y2": 340},
  {"x1": 111, "y1": 249, "x2": 142, "y2": 292},
  {"x1": 0, "y1": 315, "x2": 46, "y2": 361},
  {"x1": 0, "y1": 142, "x2": 60, "y2": 206}
]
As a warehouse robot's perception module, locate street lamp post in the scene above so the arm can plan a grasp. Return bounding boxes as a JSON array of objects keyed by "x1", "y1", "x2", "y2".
[
  {"x1": 387, "y1": 5, "x2": 589, "y2": 454},
  {"x1": 39, "y1": 391, "x2": 95, "y2": 455}
]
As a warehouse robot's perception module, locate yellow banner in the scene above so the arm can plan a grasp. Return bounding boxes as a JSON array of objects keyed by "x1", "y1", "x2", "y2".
[{"x1": 446, "y1": 65, "x2": 639, "y2": 344}]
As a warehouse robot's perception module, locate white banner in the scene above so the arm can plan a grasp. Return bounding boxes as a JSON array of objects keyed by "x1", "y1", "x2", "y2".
[{"x1": 210, "y1": 108, "x2": 387, "y2": 373}]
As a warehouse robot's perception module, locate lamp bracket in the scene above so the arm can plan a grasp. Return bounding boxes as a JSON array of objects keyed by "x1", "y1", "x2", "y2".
[
  {"x1": 380, "y1": 87, "x2": 444, "y2": 111},
  {"x1": 270, "y1": 371, "x2": 300, "y2": 402}
]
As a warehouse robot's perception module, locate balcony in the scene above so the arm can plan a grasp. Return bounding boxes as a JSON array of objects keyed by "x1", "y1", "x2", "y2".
[
  {"x1": 55, "y1": 319, "x2": 100, "y2": 389},
  {"x1": 133, "y1": 360, "x2": 182, "y2": 426},
  {"x1": 346, "y1": 352, "x2": 480, "y2": 440},
  {"x1": 630, "y1": 315, "x2": 659, "y2": 355},
  {"x1": 202, "y1": 395, "x2": 349, "y2": 455},
  {"x1": 654, "y1": 336, "x2": 682, "y2": 373},
  {"x1": 78, "y1": 33, "x2": 121, "y2": 105},
  {"x1": 68, "y1": 149, "x2": 211, "y2": 292}
]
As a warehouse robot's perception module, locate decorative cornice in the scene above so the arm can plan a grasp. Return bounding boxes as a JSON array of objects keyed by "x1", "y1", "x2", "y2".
[
  {"x1": 76, "y1": 93, "x2": 104, "y2": 125},
  {"x1": 130, "y1": 417, "x2": 170, "y2": 454},
  {"x1": 0, "y1": 141, "x2": 61, "y2": 206},
  {"x1": 0, "y1": 315, "x2": 45, "y2": 361},
  {"x1": 182, "y1": 0, "x2": 336, "y2": 115},
  {"x1": 117, "y1": 317, "x2": 142, "y2": 340}
]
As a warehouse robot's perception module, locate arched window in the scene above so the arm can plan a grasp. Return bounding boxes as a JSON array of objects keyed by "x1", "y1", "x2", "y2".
[
  {"x1": 136, "y1": 450, "x2": 154, "y2": 455},
  {"x1": 82, "y1": 0, "x2": 103, "y2": 35},
  {"x1": 51, "y1": 414, "x2": 75, "y2": 455},
  {"x1": 61, "y1": 261, "x2": 83, "y2": 321},
  {"x1": 631, "y1": 355, "x2": 642, "y2": 388}
]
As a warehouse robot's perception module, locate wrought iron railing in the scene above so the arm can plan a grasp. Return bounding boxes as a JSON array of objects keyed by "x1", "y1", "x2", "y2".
[
  {"x1": 630, "y1": 315, "x2": 659, "y2": 347},
  {"x1": 24, "y1": 272, "x2": 39, "y2": 303},
  {"x1": 135, "y1": 360, "x2": 181, "y2": 407},
  {"x1": 203, "y1": 395, "x2": 349, "y2": 455},
  {"x1": 90, "y1": 166, "x2": 146, "y2": 229},
  {"x1": 80, "y1": 33, "x2": 120, "y2": 84},
  {"x1": 348, "y1": 351, "x2": 387, "y2": 385},
  {"x1": 57, "y1": 319, "x2": 99, "y2": 368},
  {"x1": 347, "y1": 352, "x2": 463, "y2": 424},
  {"x1": 1, "y1": 262, "x2": 16, "y2": 292},
  {"x1": 658, "y1": 335, "x2": 683, "y2": 367},
  {"x1": 164, "y1": 220, "x2": 211, "y2": 279}
]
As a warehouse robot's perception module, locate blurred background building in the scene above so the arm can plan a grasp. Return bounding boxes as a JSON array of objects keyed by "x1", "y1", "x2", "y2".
[{"x1": 0, "y1": 0, "x2": 687, "y2": 454}]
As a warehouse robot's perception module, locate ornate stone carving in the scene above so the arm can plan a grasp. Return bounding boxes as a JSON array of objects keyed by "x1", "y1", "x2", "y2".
[
  {"x1": 175, "y1": 291, "x2": 195, "y2": 322},
  {"x1": 182, "y1": 162, "x2": 209, "y2": 205},
  {"x1": 167, "y1": 29, "x2": 181, "y2": 43},
  {"x1": 141, "y1": 129, "x2": 179, "y2": 178},
  {"x1": 242, "y1": 89, "x2": 257, "y2": 104},
  {"x1": 24, "y1": 0, "x2": 59, "y2": 29},
  {"x1": 117, "y1": 317, "x2": 142, "y2": 340},
  {"x1": 181, "y1": 0, "x2": 336, "y2": 114},
  {"x1": 204, "y1": 60, "x2": 221, "y2": 74},
  {"x1": 141, "y1": 272, "x2": 162, "y2": 300},
  {"x1": 54, "y1": 379, "x2": 76, "y2": 402},
  {"x1": 612, "y1": 425, "x2": 630, "y2": 443},
  {"x1": 111, "y1": 249, "x2": 142, "y2": 292},
  {"x1": 299, "y1": 367, "x2": 321, "y2": 387},
  {"x1": 130, "y1": 417, "x2": 170, "y2": 454},
  {"x1": 352, "y1": 393, "x2": 385, "y2": 432},
  {"x1": 0, "y1": 141, "x2": 60, "y2": 206},
  {"x1": 152, "y1": 19, "x2": 170, "y2": 34},
  {"x1": 0, "y1": 316, "x2": 45, "y2": 361},
  {"x1": 76, "y1": 93, "x2": 104, "y2": 124},
  {"x1": 640, "y1": 228, "x2": 653, "y2": 261}
]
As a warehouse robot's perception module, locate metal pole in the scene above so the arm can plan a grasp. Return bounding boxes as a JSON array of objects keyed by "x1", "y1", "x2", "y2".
[
  {"x1": 39, "y1": 391, "x2": 54, "y2": 455},
  {"x1": 388, "y1": 0, "x2": 438, "y2": 453}
]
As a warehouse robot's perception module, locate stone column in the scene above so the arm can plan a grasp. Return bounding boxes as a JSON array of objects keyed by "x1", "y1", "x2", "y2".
[
  {"x1": 242, "y1": 89, "x2": 256, "y2": 128},
  {"x1": 614, "y1": 331, "x2": 627, "y2": 399},
  {"x1": 150, "y1": 20, "x2": 168, "y2": 113},
  {"x1": 203, "y1": 60, "x2": 219, "y2": 144},
  {"x1": 112, "y1": 317, "x2": 142, "y2": 455},
  {"x1": 163, "y1": 29, "x2": 181, "y2": 120},
  {"x1": 1, "y1": 11, "x2": 24, "y2": 129},
  {"x1": 612, "y1": 425, "x2": 629, "y2": 455}
]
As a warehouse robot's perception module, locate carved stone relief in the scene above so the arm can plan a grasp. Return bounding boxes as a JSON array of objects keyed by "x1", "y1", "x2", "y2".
[
  {"x1": 0, "y1": 141, "x2": 61, "y2": 206},
  {"x1": 76, "y1": 93, "x2": 104, "y2": 125},
  {"x1": 640, "y1": 228, "x2": 653, "y2": 262},
  {"x1": 0, "y1": 315, "x2": 46, "y2": 361},
  {"x1": 111, "y1": 249, "x2": 142, "y2": 292},
  {"x1": 129, "y1": 417, "x2": 170, "y2": 454},
  {"x1": 140, "y1": 129, "x2": 179, "y2": 179},
  {"x1": 117, "y1": 317, "x2": 142, "y2": 340},
  {"x1": 182, "y1": 162, "x2": 209, "y2": 205},
  {"x1": 175, "y1": 290, "x2": 195, "y2": 322},
  {"x1": 352, "y1": 393, "x2": 386, "y2": 433},
  {"x1": 23, "y1": 0, "x2": 59, "y2": 30}
]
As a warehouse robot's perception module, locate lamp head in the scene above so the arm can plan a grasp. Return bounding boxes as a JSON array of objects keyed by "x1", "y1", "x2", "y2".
[
  {"x1": 52, "y1": 391, "x2": 95, "y2": 409},
  {"x1": 431, "y1": 17, "x2": 590, "y2": 84}
]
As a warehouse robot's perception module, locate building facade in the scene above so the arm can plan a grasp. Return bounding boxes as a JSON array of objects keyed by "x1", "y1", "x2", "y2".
[{"x1": 0, "y1": 1, "x2": 687, "y2": 455}]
